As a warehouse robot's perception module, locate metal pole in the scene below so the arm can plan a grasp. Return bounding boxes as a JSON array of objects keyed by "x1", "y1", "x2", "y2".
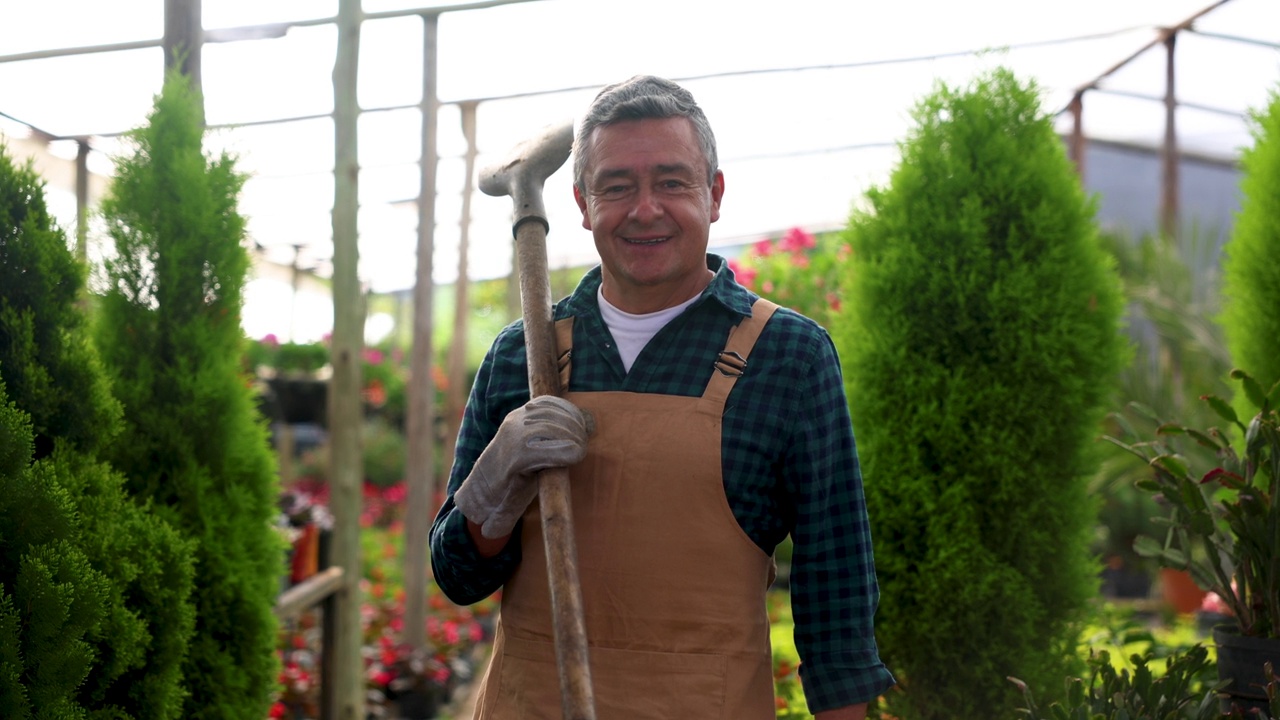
[
  {"x1": 403, "y1": 10, "x2": 440, "y2": 651},
  {"x1": 163, "y1": 0, "x2": 203, "y2": 118},
  {"x1": 1160, "y1": 32, "x2": 1179, "y2": 240},
  {"x1": 330, "y1": 0, "x2": 365, "y2": 717}
]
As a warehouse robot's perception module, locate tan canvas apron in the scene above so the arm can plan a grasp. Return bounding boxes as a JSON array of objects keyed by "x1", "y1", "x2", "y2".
[{"x1": 473, "y1": 299, "x2": 780, "y2": 720}]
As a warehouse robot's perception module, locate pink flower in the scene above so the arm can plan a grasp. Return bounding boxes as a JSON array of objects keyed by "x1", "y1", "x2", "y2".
[
  {"x1": 753, "y1": 238, "x2": 774, "y2": 257},
  {"x1": 363, "y1": 348, "x2": 384, "y2": 365},
  {"x1": 729, "y1": 259, "x2": 758, "y2": 290},
  {"x1": 779, "y1": 227, "x2": 816, "y2": 253},
  {"x1": 1201, "y1": 591, "x2": 1231, "y2": 615},
  {"x1": 261, "y1": 333, "x2": 280, "y2": 347}
]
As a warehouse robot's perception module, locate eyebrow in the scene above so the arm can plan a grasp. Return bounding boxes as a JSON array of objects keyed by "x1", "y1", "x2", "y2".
[{"x1": 591, "y1": 162, "x2": 699, "y2": 183}]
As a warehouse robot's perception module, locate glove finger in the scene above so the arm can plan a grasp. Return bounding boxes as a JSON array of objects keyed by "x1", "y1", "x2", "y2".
[
  {"x1": 522, "y1": 438, "x2": 588, "y2": 470},
  {"x1": 524, "y1": 396, "x2": 593, "y2": 436}
]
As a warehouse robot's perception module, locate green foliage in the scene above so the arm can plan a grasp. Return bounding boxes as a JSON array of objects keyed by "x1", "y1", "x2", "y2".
[
  {"x1": 1011, "y1": 645, "x2": 1223, "y2": 720},
  {"x1": 0, "y1": 145, "x2": 121, "y2": 459},
  {"x1": 50, "y1": 450, "x2": 197, "y2": 717},
  {"x1": 94, "y1": 69, "x2": 283, "y2": 719},
  {"x1": 0, "y1": 438, "x2": 197, "y2": 720},
  {"x1": 1221, "y1": 85, "x2": 1280, "y2": 416},
  {"x1": 1093, "y1": 230, "x2": 1231, "y2": 577},
  {"x1": 244, "y1": 336, "x2": 331, "y2": 376},
  {"x1": 834, "y1": 67, "x2": 1128, "y2": 719},
  {"x1": 0, "y1": 142, "x2": 196, "y2": 719},
  {"x1": 0, "y1": 398, "x2": 102, "y2": 720},
  {"x1": 1106, "y1": 369, "x2": 1280, "y2": 639}
]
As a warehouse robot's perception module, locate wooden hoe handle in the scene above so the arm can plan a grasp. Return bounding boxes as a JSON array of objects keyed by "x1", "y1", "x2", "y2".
[{"x1": 480, "y1": 121, "x2": 596, "y2": 720}]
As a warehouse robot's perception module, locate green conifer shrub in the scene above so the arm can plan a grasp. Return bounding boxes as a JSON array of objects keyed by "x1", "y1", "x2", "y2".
[
  {"x1": 0, "y1": 146, "x2": 118, "y2": 459},
  {"x1": 0, "y1": 393, "x2": 107, "y2": 720},
  {"x1": 0, "y1": 146, "x2": 197, "y2": 719},
  {"x1": 833, "y1": 68, "x2": 1128, "y2": 719},
  {"x1": 93, "y1": 70, "x2": 284, "y2": 719},
  {"x1": 1220, "y1": 85, "x2": 1280, "y2": 403}
]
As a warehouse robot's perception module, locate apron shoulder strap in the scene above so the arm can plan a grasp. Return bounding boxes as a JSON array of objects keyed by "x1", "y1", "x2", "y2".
[{"x1": 697, "y1": 298, "x2": 780, "y2": 417}]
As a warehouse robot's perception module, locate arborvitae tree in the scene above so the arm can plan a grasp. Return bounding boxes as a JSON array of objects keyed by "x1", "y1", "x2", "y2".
[
  {"x1": 0, "y1": 391, "x2": 107, "y2": 720},
  {"x1": 0, "y1": 145, "x2": 119, "y2": 460},
  {"x1": 834, "y1": 68, "x2": 1128, "y2": 719},
  {"x1": 0, "y1": 146, "x2": 197, "y2": 719},
  {"x1": 93, "y1": 70, "x2": 283, "y2": 719},
  {"x1": 1221, "y1": 85, "x2": 1280, "y2": 401}
]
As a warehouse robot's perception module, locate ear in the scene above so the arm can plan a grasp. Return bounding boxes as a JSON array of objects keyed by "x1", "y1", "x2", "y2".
[
  {"x1": 573, "y1": 185, "x2": 592, "y2": 231},
  {"x1": 709, "y1": 170, "x2": 725, "y2": 224}
]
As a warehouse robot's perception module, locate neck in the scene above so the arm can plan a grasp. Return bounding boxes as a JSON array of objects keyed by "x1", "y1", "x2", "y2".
[{"x1": 600, "y1": 269, "x2": 714, "y2": 314}]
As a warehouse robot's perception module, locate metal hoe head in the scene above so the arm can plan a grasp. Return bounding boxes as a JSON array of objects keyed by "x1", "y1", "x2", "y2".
[{"x1": 479, "y1": 120, "x2": 574, "y2": 236}]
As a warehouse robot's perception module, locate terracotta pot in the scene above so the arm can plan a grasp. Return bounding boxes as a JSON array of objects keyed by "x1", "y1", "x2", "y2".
[
  {"x1": 1159, "y1": 567, "x2": 1206, "y2": 615},
  {"x1": 290, "y1": 524, "x2": 319, "y2": 583}
]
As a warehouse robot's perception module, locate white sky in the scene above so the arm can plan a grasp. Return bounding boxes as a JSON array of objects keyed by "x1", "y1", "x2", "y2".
[{"x1": 2, "y1": 0, "x2": 1278, "y2": 341}]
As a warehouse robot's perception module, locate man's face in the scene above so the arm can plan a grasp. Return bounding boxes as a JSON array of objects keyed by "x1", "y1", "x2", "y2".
[{"x1": 574, "y1": 117, "x2": 724, "y2": 314}]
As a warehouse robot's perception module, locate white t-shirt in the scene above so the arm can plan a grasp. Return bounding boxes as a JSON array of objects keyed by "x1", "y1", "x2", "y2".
[{"x1": 597, "y1": 287, "x2": 700, "y2": 373}]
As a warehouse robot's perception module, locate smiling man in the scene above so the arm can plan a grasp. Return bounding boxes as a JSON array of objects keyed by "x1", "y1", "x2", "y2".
[{"x1": 430, "y1": 75, "x2": 895, "y2": 719}]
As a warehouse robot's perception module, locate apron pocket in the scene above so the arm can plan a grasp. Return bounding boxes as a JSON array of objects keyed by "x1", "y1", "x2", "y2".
[{"x1": 495, "y1": 634, "x2": 728, "y2": 720}]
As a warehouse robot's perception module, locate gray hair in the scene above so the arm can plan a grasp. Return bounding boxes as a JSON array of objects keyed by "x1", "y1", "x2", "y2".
[{"x1": 572, "y1": 75, "x2": 718, "y2": 193}]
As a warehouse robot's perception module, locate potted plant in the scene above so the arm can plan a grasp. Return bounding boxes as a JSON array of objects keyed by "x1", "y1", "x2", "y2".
[{"x1": 1105, "y1": 368, "x2": 1280, "y2": 714}]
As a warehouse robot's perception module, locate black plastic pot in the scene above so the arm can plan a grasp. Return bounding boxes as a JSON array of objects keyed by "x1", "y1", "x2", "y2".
[{"x1": 1212, "y1": 623, "x2": 1280, "y2": 715}]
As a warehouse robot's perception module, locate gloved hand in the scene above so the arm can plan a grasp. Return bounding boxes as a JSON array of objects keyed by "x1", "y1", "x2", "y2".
[{"x1": 454, "y1": 395, "x2": 594, "y2": 539}]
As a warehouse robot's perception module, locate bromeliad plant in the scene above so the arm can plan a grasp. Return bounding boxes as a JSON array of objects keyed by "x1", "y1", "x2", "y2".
[{"x1": 1105, "y1": 368, "x2": 1280, "y2": 639}]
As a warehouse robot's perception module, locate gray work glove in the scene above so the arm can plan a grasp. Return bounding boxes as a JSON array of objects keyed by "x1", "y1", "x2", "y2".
[{"x1": 454, "y1": 395, "x2": 594, "y2": 539}]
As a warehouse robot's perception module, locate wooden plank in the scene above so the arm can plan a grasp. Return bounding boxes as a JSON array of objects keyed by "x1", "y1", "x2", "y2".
[{"x1": 274, "y1": 567, "x2": 345, "y2": 620}]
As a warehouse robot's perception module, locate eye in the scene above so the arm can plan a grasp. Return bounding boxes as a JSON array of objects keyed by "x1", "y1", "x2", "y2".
[{"x1": 597, "y1": 183, "x2": 631, "y2": 197}]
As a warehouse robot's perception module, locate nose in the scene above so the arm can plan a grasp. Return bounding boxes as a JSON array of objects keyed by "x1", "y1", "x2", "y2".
[{"x1": 627, "y1": 186, "x2": 664, "y2": 223}]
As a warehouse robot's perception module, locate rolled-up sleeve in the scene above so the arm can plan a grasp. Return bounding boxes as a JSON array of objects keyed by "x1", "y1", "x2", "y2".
[{"x1": 430, "y1": 326, "x2": 529, "y2": 605}]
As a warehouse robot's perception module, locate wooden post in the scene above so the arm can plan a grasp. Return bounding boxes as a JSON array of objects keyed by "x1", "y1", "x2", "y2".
[
  {"x1": 75, "y1": 139, "x2": 89, "y2": 262},
  {"x1": 403, "y1": 10, "x2": 440, "y2": 651},
  {"x1": 329, "y1": 0, "x2": 364, "y2": 718},
  {"x1": 1067, "y1": 91, "x2": 1085, "y2": 179},
  {"x1": 443, "y1": 101, "x2": 479, "y2": 495},
  {"x1": 1160, "y1": 31, "x2": 1179, "y2": 240}
]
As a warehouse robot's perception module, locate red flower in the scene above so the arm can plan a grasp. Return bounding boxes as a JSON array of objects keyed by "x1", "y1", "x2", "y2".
[
  {"x1": 753, "y1": 238, "x2": 775, "y2": 257},
  {"x1": 269, "y1": 701, "x2": 288, "y2": 718}
]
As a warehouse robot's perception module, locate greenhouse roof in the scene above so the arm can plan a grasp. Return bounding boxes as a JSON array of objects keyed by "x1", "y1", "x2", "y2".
[{"x1": 2, "y1": 0, "x2": 1277, "y2": 301}]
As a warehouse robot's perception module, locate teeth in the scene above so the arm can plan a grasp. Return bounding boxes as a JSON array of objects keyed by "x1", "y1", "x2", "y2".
[{"x1": 625, "y1": 237, "x2": 668, "y2": 245}]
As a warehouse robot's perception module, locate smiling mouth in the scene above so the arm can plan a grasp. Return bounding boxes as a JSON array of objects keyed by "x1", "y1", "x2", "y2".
[{"x1": 623, "y1": 236, "x2": 669, "y2": 245}]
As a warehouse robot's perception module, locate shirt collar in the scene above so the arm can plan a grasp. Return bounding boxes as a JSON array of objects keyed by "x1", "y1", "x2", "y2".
[{"x1": 563, "y1": 254, "x2": 757, "y2": 320}]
